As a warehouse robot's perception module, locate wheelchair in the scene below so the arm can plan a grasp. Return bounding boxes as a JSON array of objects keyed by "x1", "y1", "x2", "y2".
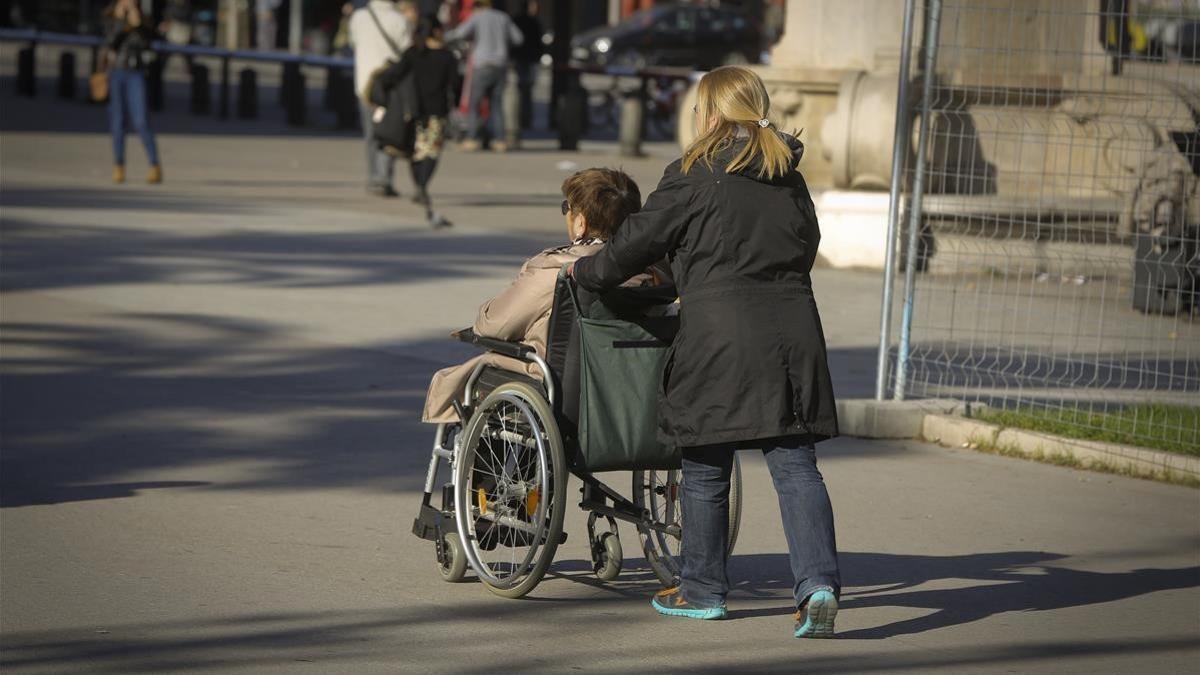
[{"x1": 412, "y1": 276, "x2": 743, "y2": 599}]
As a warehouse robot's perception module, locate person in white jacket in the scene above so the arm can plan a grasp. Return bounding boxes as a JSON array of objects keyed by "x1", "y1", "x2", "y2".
[{"x1": 350, "y1": 0, "x2": 415, "y2": 197}]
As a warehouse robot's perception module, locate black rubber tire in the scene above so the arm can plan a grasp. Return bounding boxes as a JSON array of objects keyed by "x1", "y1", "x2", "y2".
[
  {"x1": 437, "y1": 532, "x2": 468, "y2": 583},
  {"x1": 594, "y1": 531, "x2": 623, "y2": 582},
  {"x1": 633, "y1": 454, "x2": 743, "y2": 588},
  {"x1": 455, "y1": 381, "x2": 567, "y2": 599},
  {"x1": 727, "y1": 455, "x2": 743, "y2": 555}
]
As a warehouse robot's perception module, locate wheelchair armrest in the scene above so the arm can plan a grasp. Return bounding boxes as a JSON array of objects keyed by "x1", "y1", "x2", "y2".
[{"x1": 452, "y1": 328, "x2": 535, "y2": 360}]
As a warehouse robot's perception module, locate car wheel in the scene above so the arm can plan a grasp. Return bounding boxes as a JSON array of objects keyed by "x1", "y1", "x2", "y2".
[{"x1": 615, "y1": 50, "x2": 648, "y2": 70}]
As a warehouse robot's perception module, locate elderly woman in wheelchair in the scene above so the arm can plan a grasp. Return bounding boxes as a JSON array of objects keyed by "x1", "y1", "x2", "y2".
[{"x1": 412, "y1": 168, "x2": 743, "y2": 598}]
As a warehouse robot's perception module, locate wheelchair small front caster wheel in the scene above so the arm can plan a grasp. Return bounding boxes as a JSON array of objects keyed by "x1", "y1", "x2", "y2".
[
  {"x1": 592, "y1": 531, "x2": 623, "y2": 582},
  {"x1": 437, "y1": 533, "x2": 468, "y2": 583}
]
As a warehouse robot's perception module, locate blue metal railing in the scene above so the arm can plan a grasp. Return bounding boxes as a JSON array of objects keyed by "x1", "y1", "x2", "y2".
[
  {"x1": 0, "y1": 28, "x2": 353, "y2": 69},
  {"x1": 1, "y1": 28, "x2": 356, "y2": 126}
]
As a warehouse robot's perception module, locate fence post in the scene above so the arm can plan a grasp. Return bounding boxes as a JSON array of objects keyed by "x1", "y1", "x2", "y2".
[
  {"x1": 17, "y1": 44, "x2": 36, "y2": 97},
  {"x1": 892, "y1": 0, "x2": 942, "y2": 401},
  {"x1": 57, "y1": 51, "x2": 76, "y2": 99},
  {"x1": 874, "y1": 0, "x2": 919, "y2": 401},
  {"x1": 237, "y1": 68, "x2": 258, "y2": 119}
]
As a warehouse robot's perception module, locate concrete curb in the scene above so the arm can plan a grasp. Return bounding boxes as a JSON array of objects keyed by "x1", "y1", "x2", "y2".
[
  {"x1": 835, "y1": 398, "x2": 984, "y2": 439},
  {"x1": 921, "y1": 413, "x2": 1200, "y2": 482}
]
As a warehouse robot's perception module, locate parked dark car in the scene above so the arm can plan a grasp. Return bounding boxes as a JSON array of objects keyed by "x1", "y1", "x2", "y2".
[{"x1": 570, "y1": 3, "x2": 762, "y2": 71}]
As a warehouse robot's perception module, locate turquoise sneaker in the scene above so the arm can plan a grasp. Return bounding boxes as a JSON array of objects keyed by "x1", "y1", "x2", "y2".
[
  {"x1": 794, "y1": 590, "x2": 838, "y2": 638},
  {"x1": 651, "y1": 587, "x2": 727, "y2": 620}
]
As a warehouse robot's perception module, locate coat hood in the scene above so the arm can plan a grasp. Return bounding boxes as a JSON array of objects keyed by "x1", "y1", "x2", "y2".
[{"x1": 718, "y1": 131, "x2": 805, "y2": 184}]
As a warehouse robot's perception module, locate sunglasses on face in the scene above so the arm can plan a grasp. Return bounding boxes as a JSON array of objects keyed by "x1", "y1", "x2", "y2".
[{"x1": 561, "y1": 199, "x2": 571, "y2": 215}]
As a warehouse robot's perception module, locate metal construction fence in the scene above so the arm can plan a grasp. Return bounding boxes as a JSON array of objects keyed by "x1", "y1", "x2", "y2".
[{"x1": 878, "y1": 0, "x2": 1200, "y2": 452}]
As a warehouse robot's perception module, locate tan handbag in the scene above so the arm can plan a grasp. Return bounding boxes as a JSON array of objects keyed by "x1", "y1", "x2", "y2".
[{"x1": 89, "y1": 71, "x2": 109, "y2": 103}]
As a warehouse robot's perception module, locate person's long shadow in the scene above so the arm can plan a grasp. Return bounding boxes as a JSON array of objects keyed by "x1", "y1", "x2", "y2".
[{"x1": 723, "y1": 552, "x2": 1199, "y2": 639}]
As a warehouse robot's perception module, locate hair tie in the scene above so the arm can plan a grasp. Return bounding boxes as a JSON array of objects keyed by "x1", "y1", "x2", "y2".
[{"x1": 757, "y1": 118, "x2": 771, "y2": 128}]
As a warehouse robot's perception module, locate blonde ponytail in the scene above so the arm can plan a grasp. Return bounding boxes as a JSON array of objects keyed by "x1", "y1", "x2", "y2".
[{"x1": 682, "y1": 66, "x2": 794, "y2": 180}]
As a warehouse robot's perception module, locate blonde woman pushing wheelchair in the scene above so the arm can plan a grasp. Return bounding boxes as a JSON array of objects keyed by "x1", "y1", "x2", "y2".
[{"x1": 570, "y1": 66, "x2": 841, "y2": 638}]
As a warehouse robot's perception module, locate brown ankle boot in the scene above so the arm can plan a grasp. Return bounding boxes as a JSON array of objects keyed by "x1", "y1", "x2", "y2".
[
  {"x1": 112, "y1": 165, "x2": 126, "y2": 184},
  {"x1": 146, "y1": 165, "x2": 162, "y2": 184}
]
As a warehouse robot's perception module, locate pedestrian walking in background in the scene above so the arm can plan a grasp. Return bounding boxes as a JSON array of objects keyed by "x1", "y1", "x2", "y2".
[
  {"x1": 445, "y1": 0, "x2": 522, "y2": 151},
  {"x1": 350, "y1": 0, "x2": 416, "y2": 197},
  {"x1": 255, "y1": 0, "x2": 282, "y2": 50},
  {"x1": 332, "y1": 2, "x2": 356, "y2": 56},
  {"x1": 160, "y1": 0, "x2": 193, "y2": 53},
  {"x1": 512, "y1": 1, "x2": 544, "y2": 130},
  {"x1": 570, "y1": 66, "x2": 842, "y2": 638},
  {"x1": 375, "y1": 15, "x2": 460, "y2": 228},
  {"x1": 103, "y1": 0, "x2": 162, "y2": 185}
]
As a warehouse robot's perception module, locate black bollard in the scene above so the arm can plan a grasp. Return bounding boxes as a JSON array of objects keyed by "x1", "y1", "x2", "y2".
[
  {"x1": 617, "y1": 83, "x2": 647, "y2": 157},
  {"x1": 190, "y1": 63, "x2": 211, "y2": 114},
  {"x1": 17, "y1": 46, "x2": 36, "y2": 97},
  {"x1": 280, "y1": 61, "x2": 300, "y2": 107},
  {"x1": 58, "y1": 51, "x2": 76, "y2": 99},
  {"x1": 331, "y1": 69, "x2": 357, "y2": 129},
  {"x1": 218, "y1": 56, "x2": 230, "y2": 119},
  {"x1": 237, "y1": 68, "x2": 258, "y2": 119},
  {"x1": 285, "y1": 68, "x2": 306, "y2": 126},
  {"x1": 147, "y1": 56, "x2": 165, "y2": 111},
  {"x1": 323, "y1": 65, "x2": 337, "y2": 110},
  {"x1": 557, "y1": 74, "x2": 586, "y2": 151}
]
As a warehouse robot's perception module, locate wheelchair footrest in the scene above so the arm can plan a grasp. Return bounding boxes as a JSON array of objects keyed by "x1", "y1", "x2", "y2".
[{"x1": 411, "y1": 504, "x2": 449, "y2": 541}]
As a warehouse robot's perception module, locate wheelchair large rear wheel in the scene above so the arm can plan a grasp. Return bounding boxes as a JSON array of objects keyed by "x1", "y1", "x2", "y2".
[
  {"x1": 454, "y1": 381, "x2": 567, "y2": 599},
  {"x1": 633, "y1": 453, "x2": 742, "y2": 588}
]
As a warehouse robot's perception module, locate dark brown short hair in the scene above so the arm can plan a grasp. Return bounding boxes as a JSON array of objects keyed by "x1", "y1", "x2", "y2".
[{"x1": 561, "y1": 168, "x2": 642, "y2": 240}]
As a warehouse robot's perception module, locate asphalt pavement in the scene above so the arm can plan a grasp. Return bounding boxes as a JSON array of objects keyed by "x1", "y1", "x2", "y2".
[{"x1": 1, "y1": 75, "x2": 1198, "y2": 673}]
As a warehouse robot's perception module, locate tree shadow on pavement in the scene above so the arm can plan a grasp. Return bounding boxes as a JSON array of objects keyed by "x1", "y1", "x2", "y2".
[
  {"x1": 0, "y1": 216, "x2": 549, "y2": 293},
  {"x1": 723, "y1": 551, "x2": 1199, "y2": 639},
  {"x1": 0, "y1": 481, "x2": 212, "y2": 508},
  {"x1": 0, "y1": 316, "x2": 478, "y2": 506}
]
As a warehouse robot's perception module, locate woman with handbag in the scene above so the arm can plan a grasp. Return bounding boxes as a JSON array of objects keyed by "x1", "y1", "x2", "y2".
[
  {"x1": 102, "y1": 0, "x2": 162, "y2": 185},
  {"x1": 374, "y1": 16, "x2": 460, "y2": 228},
  {"x1": 569, "y1": 66, "x2": 842, "y2": 638}
]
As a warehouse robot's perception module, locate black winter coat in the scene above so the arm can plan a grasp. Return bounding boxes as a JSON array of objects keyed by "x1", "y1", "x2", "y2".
[{"x1": 573, "y1": 134, "x2": 838, "y2": 448}]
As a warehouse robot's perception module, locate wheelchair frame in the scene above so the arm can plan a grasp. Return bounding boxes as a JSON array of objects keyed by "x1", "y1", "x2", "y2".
[{"x1": 411, "y1": 329, "x2": 741, "y2": 598}]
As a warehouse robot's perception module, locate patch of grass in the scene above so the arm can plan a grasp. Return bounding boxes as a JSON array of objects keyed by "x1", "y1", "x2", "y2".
[{"x1": 977, "y1": 404, "x2": 1200, "y2": 457}]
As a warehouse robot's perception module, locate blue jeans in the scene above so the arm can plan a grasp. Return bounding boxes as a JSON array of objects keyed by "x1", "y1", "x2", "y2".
[
  {"x1": 108, "y1": 68, "x2": 160, "y2": 166},
  {"x1": 466, "y1": 64, "x2": 506, "y2": 143},
  {"x1": 680, "y1": 441, "x2": 840, "y2": 609},
  {"x1": 359, "y1": 101, "x2": 395, "y2": 189}
]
